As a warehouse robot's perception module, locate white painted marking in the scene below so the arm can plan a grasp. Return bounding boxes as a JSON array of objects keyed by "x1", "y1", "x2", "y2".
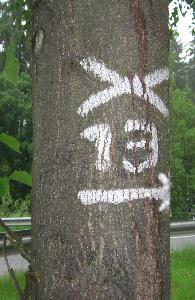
[
  {"x1": 125, "y1": 119, "x2": 146, "y2": 132},
  {"x1": 123, "y1": 119, "x2": 158, "y2": 174},
  {"x1": 158, "y1": 173, "x2": 170, "y2": 211},
  {"x1": 126, "y1": 139, "x2": 146, "y2": 150},
  {"x1": 133, "y1": 74, "x2": 143, "y2": 97},
  {"x1": 35, "y1": 30, "x2": 44, "y2": 54},
  {"x1": 77, "y1": 57, "x2": 170, "y2": 210},
  {"x1": 81, "y1": 123, "x2": 112, "y2": 172},
  {"x1": 78, "y1": 57, "x2": 131, "y2": 117},
  {"x1": 78, "y1": 57, "x2": 169, "y2": 118},
  {"x1": 144, "y1": 68, "x2": 169, "y2": 117},
  {"x1": 78, "y1": 173, "x2": 170, "y2": 211}
]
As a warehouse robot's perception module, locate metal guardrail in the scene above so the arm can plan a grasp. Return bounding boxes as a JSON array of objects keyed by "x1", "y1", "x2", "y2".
[
  {"x1": 0, "y1": 218, "x2": 31, "y2": 252},
  {"x1": 2, "y1": 217, "x2": 195, "y2": 230},
  {"x1": 0, "y1": 218, "x2": 195, "y2": 253},
  {"x1": 1, "y1": 217, "x2": 31, "y2": 226},
  {"x1": 1, "y1": 217, "x2": 195, "y2": 232},
  {"x1": 170, "y1": 221, "x2": 195, "y2": 250},
  {"x1": 170, "y1": 221, "x2": 195, "y2": 233}
]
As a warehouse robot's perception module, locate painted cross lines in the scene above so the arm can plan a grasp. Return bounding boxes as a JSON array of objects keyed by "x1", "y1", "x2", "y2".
[
  {"x1": 144, "y1": 68, "x2": 169, "y2": 117},
  {"x1": 77, "y1": 57, "x2": 131, "y2": 117},
  {"x1": 77, "y1": 57, "x2": 169, "y2": 118}
]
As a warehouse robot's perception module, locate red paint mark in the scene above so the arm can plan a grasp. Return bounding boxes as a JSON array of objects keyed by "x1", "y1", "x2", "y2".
[
  {"x1": 130, "y1": 1, "x2": 151, "y2": 181},
  {"x1": 130, "y1": 0, "x2": 147, "y2": 83}
]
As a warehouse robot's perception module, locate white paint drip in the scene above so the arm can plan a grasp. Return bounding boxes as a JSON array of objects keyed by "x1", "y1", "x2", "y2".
[
  {"x1": 78, "y1": 57, "x2": 169, "y2": 118},
  {"x1": 78, "y1": 173, "x2": 170, "y2": 212},
  {"x1": 78, "y1": 57, "x2": 131, "y2": 117},
  {"x1": 158, "y1": 173, "x2": 170, "y2": 211},
  {"x1": 81, "y1": 123, "x2": 112, "y2": 172},
  {"x1": 35, "y1": 29, "x2": 44, "y2": 54},
  {"x1": 133, "y1": 74, "x2": 143, "y2": 97},
  {"x1": 123, "y1": 119, "x2": 158, "y2": 173},
  {"x1": 144, "y1": 68, "x2": 169, "y2": 118}
]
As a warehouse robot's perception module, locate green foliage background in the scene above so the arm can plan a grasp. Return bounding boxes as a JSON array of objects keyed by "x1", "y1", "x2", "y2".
[
  {"x1": 170, "y1": 35, "x2": 195, "y2": 219},
  {"x1": 0, "y1": 0, "x2": 32, "y2": 215}
]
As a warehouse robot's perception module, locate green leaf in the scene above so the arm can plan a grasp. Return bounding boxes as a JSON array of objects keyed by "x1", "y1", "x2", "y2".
[
  {"x1": 0, "y1": 133, "x2": 21, "y2": 153},
  {"x1": 9, "y1": 171, "x2": 32, "y2": 187},
  {"x1": 0, "y1": 177, "x2": 9, "y2": 198},
  {"x1": 3, "y1": 45, "x2": 19, "y2": 85}
]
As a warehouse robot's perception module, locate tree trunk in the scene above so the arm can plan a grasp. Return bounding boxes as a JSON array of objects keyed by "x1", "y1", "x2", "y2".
[{"x1": 31, "y1": 0, "x2": 170, "y2": 299}]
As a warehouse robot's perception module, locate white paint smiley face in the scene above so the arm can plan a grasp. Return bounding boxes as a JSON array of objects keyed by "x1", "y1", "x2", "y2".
[
  {"x1": 77, "y1": 57, "x2": 170, "y2": 211},
  {"x1": 123, "y1": 119, "x2": 158, "y2": 174}
]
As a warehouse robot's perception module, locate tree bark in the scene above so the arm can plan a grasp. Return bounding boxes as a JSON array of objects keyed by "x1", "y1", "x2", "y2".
[{"x1": 31, "y1": 0, "x2": 170, "y2": 299}]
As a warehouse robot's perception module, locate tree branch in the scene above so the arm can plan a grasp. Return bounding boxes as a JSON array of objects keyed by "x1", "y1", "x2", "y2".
[
  {"x1": 3, "y1": 235, "x2": 23, "y2": 300},
  {"x1": 0, "y1": 218, "x2": 31, "y2": 263}
]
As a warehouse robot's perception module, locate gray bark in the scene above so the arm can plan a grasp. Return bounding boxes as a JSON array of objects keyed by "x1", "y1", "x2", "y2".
[{"x1": 31, "y1": 0, "x2": 170, "y2": 299}]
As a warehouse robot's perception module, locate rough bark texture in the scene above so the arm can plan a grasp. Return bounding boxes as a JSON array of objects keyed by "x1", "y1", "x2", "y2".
[{"x1": 31, "y1": 0, "x2": 170, "y2": 299}]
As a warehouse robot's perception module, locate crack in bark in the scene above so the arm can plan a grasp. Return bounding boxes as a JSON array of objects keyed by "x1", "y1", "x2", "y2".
[{"x1": 130, "y1": 0, "x2": 147, "y2": 82}]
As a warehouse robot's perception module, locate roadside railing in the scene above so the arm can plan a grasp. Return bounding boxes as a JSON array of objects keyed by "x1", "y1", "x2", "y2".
[
  {"x1": 0, "y1": 218, "x2": 195, "y2": 253},
  {"x1": 0, "y1": 217, "x2": 31, "y2": 253},
  {"x1": 2, "y1": 217, "x2": 195, "y2": 230},
  {"x1": 1, "y1": 217, "x2": 31, "y2": 227},
  {"x1": 170, "y1": 220, "x2": 195, "y2": 233}
]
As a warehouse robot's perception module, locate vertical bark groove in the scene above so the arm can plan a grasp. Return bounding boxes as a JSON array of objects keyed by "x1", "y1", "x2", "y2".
[{"x1": 130, "y1": 0, "x2": 147, "y2": 81}]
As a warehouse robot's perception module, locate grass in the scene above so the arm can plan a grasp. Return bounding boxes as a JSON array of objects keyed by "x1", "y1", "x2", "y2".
[
  {"x1": 0, "y1": 248, "x2": 195, "y2": 299},
  {"x1": 171, "y1": 247, "x2": 195, "y2": 300},
  {"x1": 0, "y1": 272, "x2": 25, "y2": 300},
  {"x1": 0, "y1": 225, "x2": 31, "y2": 234}
]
